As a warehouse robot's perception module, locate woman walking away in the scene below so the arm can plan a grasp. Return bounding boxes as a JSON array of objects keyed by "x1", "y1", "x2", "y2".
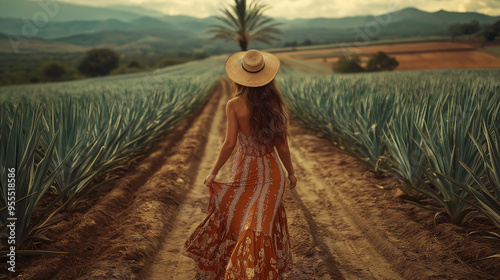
[{"x1": 183, "y1": 49, "x2": 297, "y2": 279}]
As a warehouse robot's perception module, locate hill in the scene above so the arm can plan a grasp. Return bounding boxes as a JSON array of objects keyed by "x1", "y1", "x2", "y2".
[
  {"x1": 279, "y1": 7, "x2": 498, "y2": 30},
  {"x1": 0, "y1": 6, "x2": 498, "y2": 53}
]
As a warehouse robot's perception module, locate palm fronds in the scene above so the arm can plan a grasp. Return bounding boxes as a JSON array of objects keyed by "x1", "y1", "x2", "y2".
[{"x1": 207, "y1": 0, "x2": 282, "y2": 50}]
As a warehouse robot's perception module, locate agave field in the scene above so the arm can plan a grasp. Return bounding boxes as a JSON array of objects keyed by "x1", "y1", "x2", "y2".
[
  {"x1": 0, "y1": 56, "x2": 225, "y2": 255},
  {"x1": 278, "y1": 69, "x2": 500, "y2": 243},
  {"x1": 1, "y1": 52, "x2": 500, "y2": 278}
]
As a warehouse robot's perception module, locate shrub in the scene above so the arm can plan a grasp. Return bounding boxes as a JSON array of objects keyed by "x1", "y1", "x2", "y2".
[
  {"x1": 366, "y1": 51, "x2": 399, "y2": 71},
  {"x1": 128, "y1": 60, "x2": 141, "y2": 68},
  {"x1": 78, "y1": 48, "x2": 119, "y2": 77},
  {"x1": 41, "y1": 61, "x2": 66, "y2": 81},
  {"x1": 334, "y1": 54, "x2": 365, "y2": 73}
]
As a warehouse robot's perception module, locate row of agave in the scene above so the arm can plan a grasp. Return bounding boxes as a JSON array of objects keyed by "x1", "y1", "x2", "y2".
[
  {"x1": 277, "y1": 69, "x2": 500, "y2": 256},
  {"x1": 0, "y1": 72, "x2": 220, "y2": 255}
]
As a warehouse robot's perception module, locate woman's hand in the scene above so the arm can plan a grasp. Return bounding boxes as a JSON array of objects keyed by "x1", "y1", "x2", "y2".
[
  {"x1": 204, "y1": 174, "x2": 216, "y2": 187},
  {"x1": 288, "y1": 174, "x2": 297, "y2": 190}
]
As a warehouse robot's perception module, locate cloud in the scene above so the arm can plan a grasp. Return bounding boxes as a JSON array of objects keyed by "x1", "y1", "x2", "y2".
[
  {"x1": 57, "y1": 0, "x2": 500, "y2": 18},
  {"x1": 463, "y1": 0, "x2": 500, "y2": 15}
]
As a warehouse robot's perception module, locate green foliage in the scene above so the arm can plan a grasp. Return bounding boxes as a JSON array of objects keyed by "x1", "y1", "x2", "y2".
[
  {"x1": 480, "y1": 20, "x2": 500, "y2": 43},
  {"x1": 302, "y1": 39, "x2": 312, "y2": 46},
  {"x1": 448, "y1": 20, "x2": 481, "y2": 40},
  {"x1": 0, "y1": 106, "x2": 74, "y2": 252},
  {"x1": 41, "y1": 62, "x2": 67, "y2": 81},
  {"x1": 283, "y1": 39, "x2": 313, "y2": 48},
  {"x1": 0, "y1": 71, "x2": 39, "y2": 86},
  {"x1": 494, "y1": 20, "x2": 500, "y2": 34},
  {"x1": 411, "y1": 106, "x2": 484, "y2": 226},
  {"x1": 462, "y1": 20, "x2": 481, "y2": 36},
  {"x1": 366, "y1": 52, "x2": 399, "y2": 72},
  {"x1": 0, "y1": 50, "x2": 213, "y2": 86},
  {"x1": 193, "y1": 51, "x2": 210, "y2": 60},
  {"x1": 335, "y1": 52, "x2": 398, "y2": 73},
  {"x1": 384, "y1": 99, "x2": 431, "y2": 200},
  {"x1": 159, "y1": 57, "x2": 191, "y2": 67},
  {"x1": 207, "y1": 0, "x2": 282, "y2": 51},
  {"x1": 110, "y1": 66, "x2": 144, "y2": 75},
  {"x1": 77, "y1": 48, "x2": 120, "y2": 77},
  {"x1": 128, "y1": 60, "x2": 141, "y2": 68},
  {"x1": 440, "y1": 121, "x2": 500, "y2": 229},
  {"x1": 334, "y1": 54, "x2": 365, "y2": 73}
]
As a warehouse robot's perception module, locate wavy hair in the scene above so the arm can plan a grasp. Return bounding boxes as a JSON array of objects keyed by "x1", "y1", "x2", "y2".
[{"x1": 233, "y1": 79, "x2": 290, "y2": 149}]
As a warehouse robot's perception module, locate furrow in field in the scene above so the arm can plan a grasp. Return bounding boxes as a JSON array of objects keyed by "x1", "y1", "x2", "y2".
[{"x1": 142, "y1": 78, "x2": 233, "y2": 280}]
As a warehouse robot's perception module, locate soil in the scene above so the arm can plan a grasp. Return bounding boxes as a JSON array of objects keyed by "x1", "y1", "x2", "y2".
[
  {"x1": 2, "y1": 77, "x2": 500, "y2": 280},
  {"x1": 274, "y1": 41, "x2": 500, "y2": 71}
]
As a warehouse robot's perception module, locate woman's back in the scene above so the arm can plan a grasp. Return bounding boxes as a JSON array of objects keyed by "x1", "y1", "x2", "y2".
[
  {"x1": 232, "y1": 96, "x2": 253, "y2": 138},
  {"x1": 183, "y1": 49, "x2": 296, "y2": 279}
]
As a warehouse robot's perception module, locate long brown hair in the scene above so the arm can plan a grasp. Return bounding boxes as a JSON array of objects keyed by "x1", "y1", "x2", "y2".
[{"x1": 233, "y1": 79, "x2": 290, "y2": 149}]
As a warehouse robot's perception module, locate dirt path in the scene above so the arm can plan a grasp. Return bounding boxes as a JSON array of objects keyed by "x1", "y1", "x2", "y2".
[{"x1": 141, "y1": 78, "x2": 485, "y2": 279}]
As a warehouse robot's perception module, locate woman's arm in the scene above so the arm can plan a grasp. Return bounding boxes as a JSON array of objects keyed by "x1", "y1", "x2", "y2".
[
  {"x1": 276, "y1": 135, "x2": 294, "y2": 175},
  {"x1": 210, "y1": 99, "x2": 239, "y2": 175}
]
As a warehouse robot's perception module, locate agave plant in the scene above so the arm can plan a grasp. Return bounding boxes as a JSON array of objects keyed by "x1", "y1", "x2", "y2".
[
  {"x1": 439, "y1": 121, "x2": 500, "y2": 227},
  {"x1": 0, "y1": 103, "x2": 80, "y2": 254},
  {"x1": 434, "y1": 121, "x2": 500, "y2": 259},
  {"x1": 411, "y1": 104, "x2": 485, "y2": 226},
  {"x1": 341, "y1": 92, "x2": 393, "y2": 176},
  {"x1": 39, "y1": 100, "x2": 119, "y2": 210},
  {"x1": 207, "y1": 0, "x2": 282, "y2": 51},
  {"x1": 384, "y1": 98, "x2": 432, "y2": 200}
]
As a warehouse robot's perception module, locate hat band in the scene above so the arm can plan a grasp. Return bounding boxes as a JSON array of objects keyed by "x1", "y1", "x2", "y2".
[{"x1": 242, "y1": 62, "x2": 265, "y2": 73}]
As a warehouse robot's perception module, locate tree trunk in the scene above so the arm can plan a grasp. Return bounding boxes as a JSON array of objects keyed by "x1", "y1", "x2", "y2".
[{"x1": 239, "y1": 39, "x2": 248, "y2": 51}]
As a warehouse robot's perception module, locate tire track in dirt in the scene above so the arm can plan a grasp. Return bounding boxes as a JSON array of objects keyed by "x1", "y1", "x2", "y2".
[
  {"x1": 287, "y1": 145, "x2": 403, "y2": 280},
  {"x1": 284, "y1": 188, "x2": 345, "y2": 279}
]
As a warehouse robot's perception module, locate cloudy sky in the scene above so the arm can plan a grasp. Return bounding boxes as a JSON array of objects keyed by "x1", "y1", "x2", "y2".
[{"x1": 60, "y1": 0, "x2": 500, "y2": 19}]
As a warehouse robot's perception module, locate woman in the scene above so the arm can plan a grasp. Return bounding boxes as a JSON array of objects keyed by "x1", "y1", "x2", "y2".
[{"x1": 183, "y1": 49, "x2": 297, "y2": 279}]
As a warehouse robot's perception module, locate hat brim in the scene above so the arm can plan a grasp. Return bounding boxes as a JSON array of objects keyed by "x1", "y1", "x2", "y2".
[{"x1": 225, "y1": 51, "x2": 280, "y2": 87}]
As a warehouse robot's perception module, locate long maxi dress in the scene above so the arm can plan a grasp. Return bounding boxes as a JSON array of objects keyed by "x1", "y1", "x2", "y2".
[{"x1": 183, "y1": 128, "x2": 293, "y2": 279}]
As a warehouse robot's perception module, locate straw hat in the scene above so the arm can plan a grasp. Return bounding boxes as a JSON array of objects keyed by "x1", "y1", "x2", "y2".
[{"x1": 225, "y1": 49, "x2": 280, "y2": 87}]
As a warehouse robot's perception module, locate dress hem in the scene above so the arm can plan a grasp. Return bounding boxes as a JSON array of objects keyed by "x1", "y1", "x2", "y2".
[{"x1": 183, "y1": 226, "x2": 293, "y2": 279}]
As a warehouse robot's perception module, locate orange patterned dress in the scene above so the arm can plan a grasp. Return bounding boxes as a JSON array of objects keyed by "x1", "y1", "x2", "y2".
[{"x1": 183, "y1": 128, "x2": 293, "y2": 279}]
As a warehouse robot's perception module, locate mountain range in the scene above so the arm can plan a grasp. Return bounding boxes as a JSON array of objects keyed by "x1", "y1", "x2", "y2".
[{"x1": 0, "y1": 0, "x2": 499, "y2": 54}]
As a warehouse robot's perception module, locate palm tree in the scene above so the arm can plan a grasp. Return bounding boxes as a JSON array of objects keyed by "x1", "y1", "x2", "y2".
[{"x1": 207, "y1": 0, "x2": 282, "y2": 51}]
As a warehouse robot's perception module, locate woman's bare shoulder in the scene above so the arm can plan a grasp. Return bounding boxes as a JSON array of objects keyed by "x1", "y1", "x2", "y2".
[
  {"x1": 228, "y1": 96, "x2": 241, "y2": 101},
  {"x1": 228, "y1": 96, "x2": 245, "y2": 108},
  {"x1": 227, "y1": 97, "x2": 239, "y2": 107}
]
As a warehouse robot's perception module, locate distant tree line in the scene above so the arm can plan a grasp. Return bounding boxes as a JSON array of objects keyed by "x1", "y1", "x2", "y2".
[
  {"x1": 448, "y1": 20, "x2": 480, "y2": 40},
  {"x1": 0, "y1": 48, "x2": 210, "y2": 86},
  {"x1": 334, "y1": 51, "x2": 399, "y2": 73},
  {"x1": 283, "y1": 39, "x2": 313, "y2": 48},
  {"x1": 448, "y1": 19, "x2": 500, "y2": 44}
]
